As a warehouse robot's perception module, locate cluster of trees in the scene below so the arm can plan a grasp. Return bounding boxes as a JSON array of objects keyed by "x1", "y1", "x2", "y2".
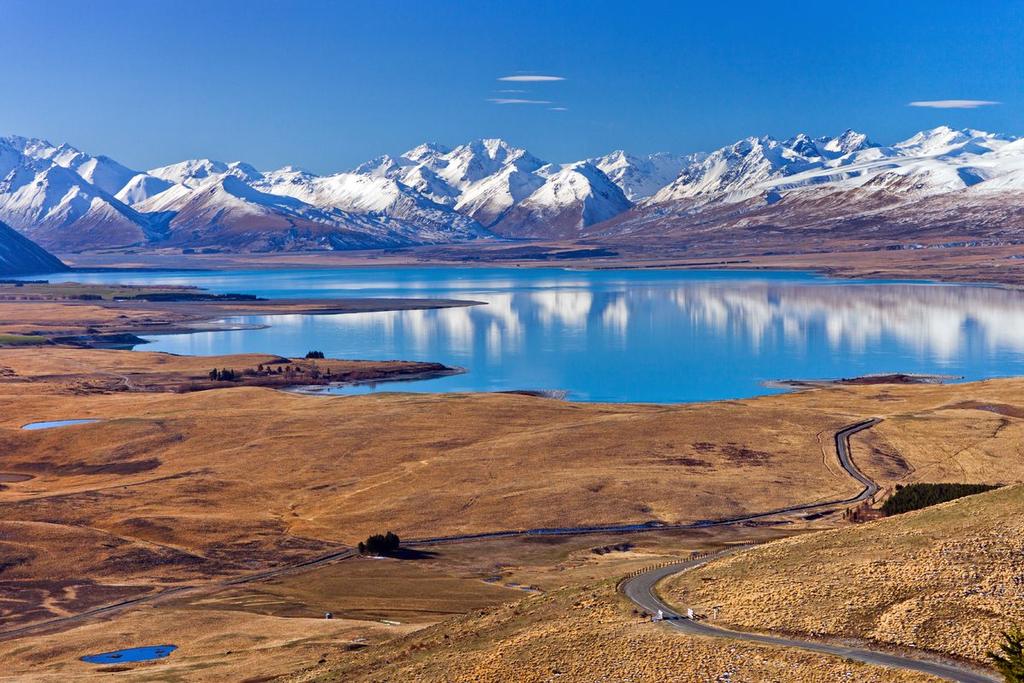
[
  {"x1": 253, "y1": 364, "x2": 290, "y2": 375},
  {"x1": 881, "y1": 482, "x2": 999, "y2": 516},
  {"x1": 208, "y1": 361, "x2": 334, "y2": 383},
  {"x1": 305, "y1": 350, "x2": 326, "y2": 359},
  {"x1": 358, "y1": 531, "x2": 400, "y2": 556},
  {"x1": 208, "y1": 368, "x2": 238, "y2": 381}
]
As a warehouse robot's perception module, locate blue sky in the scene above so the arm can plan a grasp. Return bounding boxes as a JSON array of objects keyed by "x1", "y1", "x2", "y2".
[{"x1": 0, "y1": 0, "x2": 1020, "y2": 173}]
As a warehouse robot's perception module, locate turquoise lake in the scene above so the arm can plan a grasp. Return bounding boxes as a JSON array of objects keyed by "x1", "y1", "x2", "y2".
[{"x1": 34, "y1": 267, "x2": 1024, "y2": 403}]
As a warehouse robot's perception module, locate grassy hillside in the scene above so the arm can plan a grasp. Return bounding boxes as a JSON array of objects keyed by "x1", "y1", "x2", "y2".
[
  {"x1": 290, "y1": 580, "x2": 935, "y2": 683},
  {"x1": 666, "y1": 484, "x2": 1024, "y2": 664}
]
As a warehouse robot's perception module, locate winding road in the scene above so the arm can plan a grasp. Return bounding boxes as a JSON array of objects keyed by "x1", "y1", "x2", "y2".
[
  {"x1": 621, "y1": 555, "x2": 997, "y2": 683},
  {"x1": 620, "y1": 419, "x2": 999, "y2": 683}
]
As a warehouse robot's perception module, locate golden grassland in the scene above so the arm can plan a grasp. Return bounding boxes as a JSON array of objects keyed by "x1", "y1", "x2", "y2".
[
  {"x1": 0, "y1": 528, "x2": 786, "y2": 679},
  {"x1": 0, "y1": 533, "x2": 934, "y2": 682},
  {"x1": 665, "y1": 484, "x2": 1024, "y2": 665},
  {"x1": 288, "y1": 578, "x2": 937, "y2": 683},
  {"x1": 0, "y1": 377, "x2": 857, "y2": 632},
  {"x1": 0, "y1": 347, "x2": 451, "y2": 394},
  {"x1": 1, "y1": 344, "x2": 1024, "y2": 679},
  {"x1": 2, "y1": 349, "x2": 1024, "y2": 633}
]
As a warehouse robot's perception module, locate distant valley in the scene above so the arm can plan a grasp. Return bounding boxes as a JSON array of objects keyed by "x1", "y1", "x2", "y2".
[{"x1": 1, "y1": 127, "x2": 1023, "y2": 256}]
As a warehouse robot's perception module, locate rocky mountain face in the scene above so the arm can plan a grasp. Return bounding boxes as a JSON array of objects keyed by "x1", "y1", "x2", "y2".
[
  {"x1": 597, "y1": 127, "x2": 1024, "y2": 245},
  {"x1": 0, "y1": 218, "x2": 66, "y2": 275},
  {"x1": 1, "y1": 127, "x2": 1023, "y2": 253}
]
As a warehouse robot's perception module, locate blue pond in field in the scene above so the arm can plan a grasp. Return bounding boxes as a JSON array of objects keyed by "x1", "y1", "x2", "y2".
[
  {"x1": 81, "y1": 644, "x2": 177, "y2": 664},
  {"x1": 26, "y1": 266, "x2": 1024, "y2": 403},
  {"x1": 22, "y1": 419, "x2": 99, "y2": 430}
]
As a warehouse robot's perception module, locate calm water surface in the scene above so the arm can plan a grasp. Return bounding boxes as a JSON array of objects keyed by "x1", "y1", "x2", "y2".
[
  {"x1": 21, "y1": 419, "x2": 99, "y2": 430},
  {"x1": 81, "y1": 645, "x2": 177, "y2": 664},
  {"x1": 36, "y1": 267, "x2": 1024, "y2": 402}
]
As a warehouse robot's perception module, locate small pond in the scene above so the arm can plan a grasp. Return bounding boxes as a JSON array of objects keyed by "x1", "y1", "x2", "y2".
[
  {"x1": 21, "y1": 419, "x2": 99, "y2": 430},
  {"x1": 81, "y1": 644, "x2": 177, "y2": 664}
]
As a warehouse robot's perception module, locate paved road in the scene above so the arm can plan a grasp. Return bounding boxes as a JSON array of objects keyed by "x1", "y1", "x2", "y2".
[
  {"x1": 620, "y1": 418, "x2": 999, "y2": 683},
  {"x1": 621, "y1": 557, "x2": 998, "y2": 683},
  {"x1": 835, "y1": 418, "x2": 882, "y2": 503}
]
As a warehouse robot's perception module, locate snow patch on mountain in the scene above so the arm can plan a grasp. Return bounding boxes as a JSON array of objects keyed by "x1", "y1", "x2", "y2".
[
  {"x1": 148, "y1": 159, "x2": 262, "y2": 187},
  {"x1": 591, "y1": 150, "x2": 699, "y2": 201},
  {"x1": 492, "y1": 162, "x2": 632, "y2": 238}
]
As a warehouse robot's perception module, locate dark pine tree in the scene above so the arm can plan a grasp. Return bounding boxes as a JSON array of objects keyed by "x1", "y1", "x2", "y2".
[{"x1": 990, "y1": 626, "x2": 1024, "y2": 682}]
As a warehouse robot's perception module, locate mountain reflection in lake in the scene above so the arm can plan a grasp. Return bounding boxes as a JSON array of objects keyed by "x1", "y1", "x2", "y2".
[{"x1": 36, "y1": 267, "x2": 1024, "y2": 402}]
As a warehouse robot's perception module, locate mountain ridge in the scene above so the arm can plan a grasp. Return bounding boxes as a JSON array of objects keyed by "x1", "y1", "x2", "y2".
[{"x1": 1, "y1": 127, "x2": 1022, "y2": 253}]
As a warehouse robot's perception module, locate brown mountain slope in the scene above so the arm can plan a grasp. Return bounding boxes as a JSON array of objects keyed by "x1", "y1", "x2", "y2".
[
  {"x1": 0, "y1": 220, "x2": 66, "y2": 275},
  {"x1": 666, "y1": 484, "x2": 1024, "y2": 665}
]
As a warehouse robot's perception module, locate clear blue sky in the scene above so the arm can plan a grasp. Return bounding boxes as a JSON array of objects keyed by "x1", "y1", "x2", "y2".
[{"x1": 1, "y1": 0, "x2": 1020, "y2": 173}]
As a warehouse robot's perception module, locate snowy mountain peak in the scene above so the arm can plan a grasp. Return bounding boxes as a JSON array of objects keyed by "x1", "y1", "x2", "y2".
[
  {"x1": 115, "y1": 173, "x2": 174, "y2": 205},
  {"x1": 591, "y1": 149, "x2": 697, "y2": 201},
  {"x1": 822, "y1": 129, "x2": 875, "y2": 155},
  {"x1": 5, "y1": 126, "x2": 1024, "y2": 252},
  {"x1": 148, "y1": 158, "x2": 262, "y2": 187},
  {"x1": 433, "y1": 139, "x2": 545, "y2": 189},
  {"x1": 491, "y1": 160, "x2": 631, "y2": 238},
  {"x1": 894, "y1": 126, "x2": 1012, "y2": 157},
  {"x1": 149, "y1": 158, "x2": 229, "y2": 186},
  {"x1": 402, "y1": 142, "x2": 452, "y2": 164},
  {"x1": 352, "y1": 154, "x2": 409, "y2": 177}
]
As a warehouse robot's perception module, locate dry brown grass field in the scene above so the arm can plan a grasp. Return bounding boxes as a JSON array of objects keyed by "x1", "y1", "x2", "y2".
[
  {"x1": 0, "y1": 353, "x2": 866, "y2": 634},
  {"x1": 289, "y1": 577, "x2": 938, "y2": 683},
  {"x1": 0, "y1": 347, "x2": 452, "y2": 394},
  {"x1": 665, "y1": 484, "x2": 1024, "y2": 666},
  {"x1": 0, "y1": 530, "x2": 933, "y2": 682},
  {"x1": 2, "y1": 344, "x2": 1023, "y2": 679}
]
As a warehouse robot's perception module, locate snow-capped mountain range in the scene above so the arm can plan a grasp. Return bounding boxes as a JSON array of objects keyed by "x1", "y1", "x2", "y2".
[{"x1": 0, "y1": 126, "x2": 1022, "y2": 253}]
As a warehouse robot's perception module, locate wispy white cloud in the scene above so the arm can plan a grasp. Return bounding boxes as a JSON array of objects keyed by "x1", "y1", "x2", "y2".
[
  {"x1": 549, "y1": 106, "x2": 568, "y2": 111},
  {"x1": 488, "y1": 98, "x2": 552, "y2": 105},
  {"x1": 908, "y1": 99, "x2": 1000, "y2": 109},
  {"x1": 497, "y1": 89, "x2": 527, "y2": 93},
  {"x1": 498, "y1": 75, "x2": 566, "y2": 82}
]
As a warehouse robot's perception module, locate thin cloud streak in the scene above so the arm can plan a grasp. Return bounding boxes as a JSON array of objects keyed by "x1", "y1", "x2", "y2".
[
  {"x1": 549, "y1": 107, "x2": 568, "y2": 111},
  {"x1": 498, "y1": 75, "x2": 566, "y2": 82},
  {"x1": 488, "y1": 98, "x2": 552, "y2": 105},
  {"x1": 497, "y1": 89, "x2": 527, "y2": 93},
  {"x1": 908, "y1": 99, "x2": 1000, "y2": 109}
]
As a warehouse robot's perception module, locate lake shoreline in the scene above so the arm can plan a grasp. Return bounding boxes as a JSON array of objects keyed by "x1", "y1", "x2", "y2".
[
  {"x1": 0, "y1": 281, "x2": 486, "y2": 349},
  {"x1": 55, "y1": 241, "x2": 1024, "y2": 291},
  {"x1": 765, "y1": 373, "x2": 962, "y2": 392},
  {"x1": 9, "y1": 267, "x2": 1024, "y2": 404},
  {"x1": 284, "y1": 365, "x2": 467, "y2": 395}
]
